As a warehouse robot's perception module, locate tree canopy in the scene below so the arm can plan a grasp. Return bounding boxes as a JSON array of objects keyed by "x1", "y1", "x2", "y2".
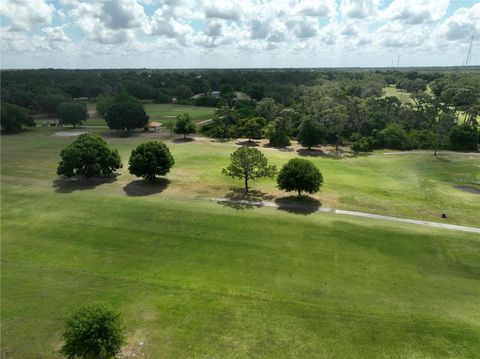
[
  {"x1": 174, "y1": 113, "x2": 196, "y2": 139},
  {"x1": 298, "y1": 116, "x2": 323, "y2": 150},
  {"x1": 57, "y1": 133, "x2": 122, "y2": 178},
  {"x1": 56, "y1": 101, "x2": 88, "y2": 128},
  {"x1": 277, "y1": 158, "x2": 323, "y2": 196},
  {"x1": 1, "y1": 102, "x2": 35, "y2": 132},
  {"x1": 222, "y1": 146, "x2": 276, "y2": 193},
  {"x1": 105, "y1": 101, "x2": 148, "y2": 134},
  {"x1": 128, "y1": 141, "x2": 175, "y2": 180}
]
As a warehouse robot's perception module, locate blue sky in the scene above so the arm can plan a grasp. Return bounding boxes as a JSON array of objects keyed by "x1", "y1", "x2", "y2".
[{"x1": 1, "y1": 0, "x2": 479, "y2": 69}]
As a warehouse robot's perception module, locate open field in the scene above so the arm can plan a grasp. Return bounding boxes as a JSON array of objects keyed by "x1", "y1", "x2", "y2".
[
  {"x1": 382, "y1": 85, "x2": 414, "y2": 104},
  {"x1": 2, "y1": 128, "x2": 480, "y2": 358},
  {"x1": 36, "y1": 103, "x2": 216, "y2": 127}
]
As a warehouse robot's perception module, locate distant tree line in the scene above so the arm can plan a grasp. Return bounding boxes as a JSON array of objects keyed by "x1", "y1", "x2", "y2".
[{"x1": 1, "y1": 69, "x2": 478, "y2": 151}]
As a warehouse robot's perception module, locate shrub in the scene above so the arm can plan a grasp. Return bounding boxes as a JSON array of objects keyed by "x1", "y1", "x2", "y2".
[
  {"x1": 277, "y1": 158, "x2": 323, "y2": 196},
  {"x1": 61, "y1": 302, "x2": 125, "y2": 359},
  {"x1": 351, "y1": 137, "x2": 374, "y2": 152},
  {"x1": 57, "y1": 133, "x2": 122, "y2": 178},
  {"x1": 128, "y1": 141, "x2": 175, "y2": 180}
]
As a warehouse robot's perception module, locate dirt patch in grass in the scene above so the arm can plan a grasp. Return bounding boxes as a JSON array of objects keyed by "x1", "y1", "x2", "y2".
[
  {"x1": 53, "y1": 131, "x2": 87, "y2": 137},
  {"x1": 120, "y1": 329, "x2": 147, "y2": 358}
]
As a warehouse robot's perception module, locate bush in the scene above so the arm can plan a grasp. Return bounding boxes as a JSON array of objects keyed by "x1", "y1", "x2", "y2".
[
  {"x1": 61, "y1": 302, "x2": 125, "y2": 359},
  {"x1": 351, "y1": 137, "x2": 374, "y2": 152},
  {"x1": 277, "y1": 158, "x2": 323, "y2": 196},
  {"x1": 57, "y1": 133, "x2": 122, "y2": 178},
  {"x1": 128, "y1": 141, "x2": 175, "y2": 180}
]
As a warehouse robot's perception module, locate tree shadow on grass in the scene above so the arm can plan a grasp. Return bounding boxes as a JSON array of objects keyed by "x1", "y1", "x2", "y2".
[
  {"x1": 274, "y1": 195, "x2": 322, "y2": 215},
  {"x1": 172, "y1": 137, "x2": 195, "y2": 143},
  {"x1": 218, "y1": 187, "x2": 274, "y2": 210},
  {"x1": 123, "y1": 178, "x2": 170, "y2": 196},
  {"x1": 297, "y1": 148, "x2": 370, "y2": 159},
  {"x1": 235, "y1": 140, "x2": 260, "y2": 147},
  {"x1": 263, "y1": 143, "x2": 294, "y2": 152},
  {"x1": 434, "y1": 155, "x2": 451, "y2": 163},
  {"x1": 53, "y1": 174, "x2": 119, "y2": 193}
]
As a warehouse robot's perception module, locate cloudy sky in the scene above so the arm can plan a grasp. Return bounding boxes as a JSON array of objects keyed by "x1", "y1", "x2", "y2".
[{"x1": 1, "y1": 0, "x2": 479, "y2": 69}]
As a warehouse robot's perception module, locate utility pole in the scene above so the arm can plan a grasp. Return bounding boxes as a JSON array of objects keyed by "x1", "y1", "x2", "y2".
[{"x1": 464, "y1": 35, "x2": 474, "y2": 66}]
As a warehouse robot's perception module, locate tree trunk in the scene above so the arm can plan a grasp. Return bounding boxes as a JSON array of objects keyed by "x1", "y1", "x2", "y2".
[
  {"x1": 184, "y1": 133, "x2": 187, "y2": 139},
  {"x1": 298, "y1": 189, "x2": 301, "y2": 197},
  {"x1": 244, "y1": 176, "x2": 249, "y2": 193}
]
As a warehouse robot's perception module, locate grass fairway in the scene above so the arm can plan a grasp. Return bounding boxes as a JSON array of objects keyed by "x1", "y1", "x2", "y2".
[
  {"x1": 2, "y1": 128, "x2": 480, "y2": 358},
  {"x1": 382, "y1": 85, "x2": 414, "y2": 104},
  {"x1": 48, "y1": 103, "x2": 216, "y2": 127}
]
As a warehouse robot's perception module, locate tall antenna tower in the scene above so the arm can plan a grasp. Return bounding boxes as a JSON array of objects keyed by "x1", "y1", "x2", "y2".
[{"x1": 464, "y1": 35, "x2": 473, "y2": 66}]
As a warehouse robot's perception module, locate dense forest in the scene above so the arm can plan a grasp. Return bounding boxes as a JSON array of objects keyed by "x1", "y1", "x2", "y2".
[{"x1": 1, "y1": 68, "x2": 479, "y2": 152}]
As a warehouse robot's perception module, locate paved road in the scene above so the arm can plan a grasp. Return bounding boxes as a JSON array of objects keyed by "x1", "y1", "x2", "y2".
[
  {"x1": 212, "y1": 198, "x2": 480, "y2": 234},
  {"x1": 383, "y1": 150, "x2": 480, "y2": 156}
]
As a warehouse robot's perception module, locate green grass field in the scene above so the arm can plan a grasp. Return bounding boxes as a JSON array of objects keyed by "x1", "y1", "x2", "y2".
[
  {"x1": 87, "y1": 103, "x2": 215, "y2": 126},
  {"x1": 39, "y1": 103, "x2": 216, "y2": 127},
  {"x1": 382, "y1": 85, "x2": 414, "y2": 104},
  {"x1": 2, "y1": 128, "x2": 480, "y2": 358}
]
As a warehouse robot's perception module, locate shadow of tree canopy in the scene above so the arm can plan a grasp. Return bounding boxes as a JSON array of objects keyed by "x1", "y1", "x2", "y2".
[
  {"x1": 297, "y1": 148, "x2": 371, "y2": 159},
  {"x1": 218, "y1": 188, "x2": 274, "y2": 210},
  {"x1": 53, "y1": 174, "x2": 119, "y2": 193},
  {"x1": 123, "y1": 178, "x2": 170, "y2": 196},
  {"x1": 263, "y1": 144, "x2": 294, "y2": 152},
  {"x1": 172, "y1": 137, "x2": 195, "y2": 143},
  {"x1": 274, "y1": 196, "x2": 322, "y2": 215},
  {"x1": 235, "y1": 140, "x2": 260, "y2": 147}
]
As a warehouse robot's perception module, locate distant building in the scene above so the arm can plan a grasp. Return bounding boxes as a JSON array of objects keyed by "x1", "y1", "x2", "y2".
[{"x1": 145, "y1": 121, "x2": 161, "y2": 132}]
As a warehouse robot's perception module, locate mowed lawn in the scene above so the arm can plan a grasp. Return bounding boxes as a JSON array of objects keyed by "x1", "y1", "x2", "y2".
[{"x1": 1, "y1": 128, "x2": 480, "y2": 358}]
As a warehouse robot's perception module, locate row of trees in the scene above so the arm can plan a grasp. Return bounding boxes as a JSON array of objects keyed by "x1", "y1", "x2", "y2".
[
  {"x1": 222, "y1": 146, "x2": 323, "y2": 195},
  {"x1": 201, "y1": 82, "x2": 479, "y2": 153},
  {"x1": 57, "y1": 134, "x2": 323, "y2": 197},
  {"x1": 57, "y1": 134, "x2": 175, "y2": 180}
]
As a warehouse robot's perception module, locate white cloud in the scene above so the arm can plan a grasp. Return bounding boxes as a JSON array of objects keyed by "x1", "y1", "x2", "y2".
[
  {"x1": 1, "y1": 0, "x2": 478, "y2": 68},
  {"x1": 295, "y1": 0, "x2": 336, "y2": 17},
  {"x1": 436, "y1": 3, "x2": 480, "y2": 41},
  {"x1": 101, "y1": 0, "x2": 146, "y2": 30},
  {"x1": 340, "y1": 0, "x2": 379, "y2": 19},
  {"x1": 2, "y1": 0, "x2": 55, "y2": 32},
  {"x1": 382, "y1": 0, "x2": 450, "y2": 25},
  {"x1": 203, "y1": 2, "x2": 244, "y2": 20}
]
